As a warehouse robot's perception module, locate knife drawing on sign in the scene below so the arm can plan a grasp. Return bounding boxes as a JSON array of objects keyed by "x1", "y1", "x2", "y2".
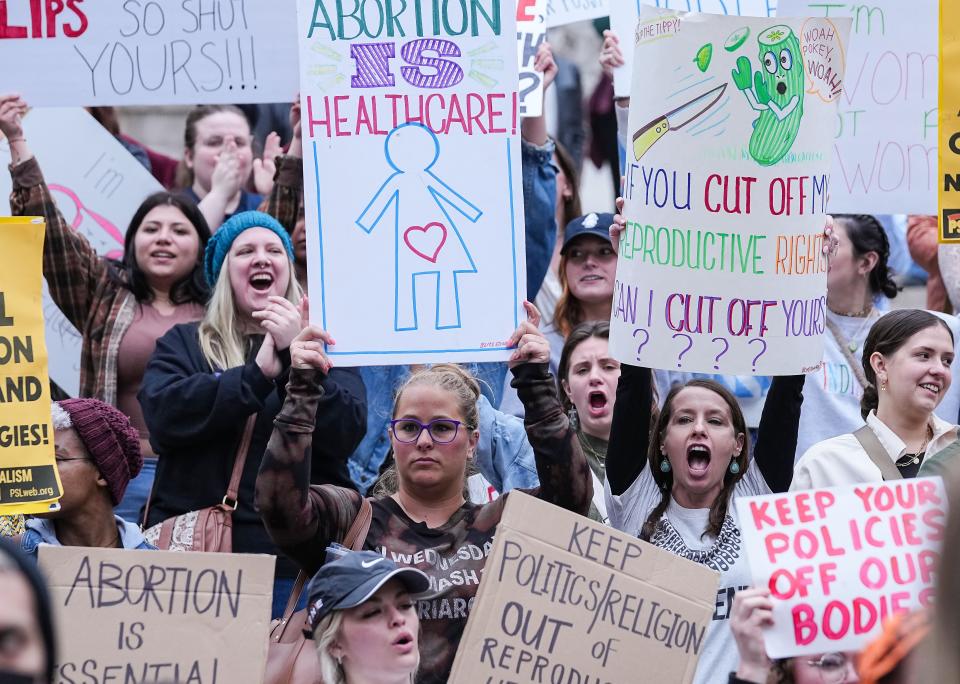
[{"x1": 632, "y1": 83, "x2": 727, "y2": 161}]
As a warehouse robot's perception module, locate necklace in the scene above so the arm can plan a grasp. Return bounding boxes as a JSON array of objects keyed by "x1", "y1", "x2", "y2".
[
  {"x1": 827, "y1": 302, "x2": 874, "y2": 318},
  {"x1": 826, "y1": 306, "x2": 878, "y2": 353},
  {"x1": 895, "y1": 425, "x2": 933, "y2": 468},
  {"x1": 578, "y1": 431, "x2": 608, "y2": 465}
]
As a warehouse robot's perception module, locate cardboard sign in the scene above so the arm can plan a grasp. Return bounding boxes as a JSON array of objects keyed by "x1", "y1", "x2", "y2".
[
  {"x1": 611, "y1": 1, "x2": 779, "y2": 97},
  {"x1": 779, "y1": 0, "x2": 937, "y2": 215},
  {"x1": 609, "y1": 8, "x2": 849, "y2": 375},
  {"x1": 298, "y1": 0, "x2": 526, "y2": 366},
  {"x1": 39, "y1": 546, "x2": 274, "y2": 682},
  {"x1": 0, "y1": 217, "x2": 62, "y2": 516},
  {"x1": 940, "y1": 0, "x2": 960, "y2": 243},
  {"x1": 1, "y1": 108, "x2": 164, "y2": 397},
  {"x1": 517, "y1": 0, "x2": 548, "y2": 118},
  {"x1": 545, "y1": 0, "x2": 609, "y2": 28},
  {"x1": 736, "y1": 478, "x2": 947, "y2": 657},
  {"x1": 448, "y1": 492, "x2": 719, "y2": 684},
  {"x1": 0, "y1": 0, "x2": 298, "y2": 106}
]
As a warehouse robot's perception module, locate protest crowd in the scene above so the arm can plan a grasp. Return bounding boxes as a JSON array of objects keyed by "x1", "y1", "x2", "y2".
[{"x1": 1, "y1": 1, "x2": 959, "y2": 683}]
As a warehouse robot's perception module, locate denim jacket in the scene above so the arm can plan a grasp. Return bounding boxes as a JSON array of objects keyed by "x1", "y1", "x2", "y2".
[
  {"x1": 19, "y1": 515, "x2": 155, "y2": 559},
  {"x1": 523, "y1": 138, "x2": 558, "y2": 300}
]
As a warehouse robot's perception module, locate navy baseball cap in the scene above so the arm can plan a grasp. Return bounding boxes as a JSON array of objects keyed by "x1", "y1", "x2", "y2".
[
  {"x1": 561, "y1": 212, "x2": 615, "y2": 254},
  {"x1": 305, "y1": 551, "x2": 430, "y2": 632}
]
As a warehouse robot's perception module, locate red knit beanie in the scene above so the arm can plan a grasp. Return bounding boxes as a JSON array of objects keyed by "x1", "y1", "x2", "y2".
[{"x1": 57, "y1": 399, "x2": 142, "y2": 505}]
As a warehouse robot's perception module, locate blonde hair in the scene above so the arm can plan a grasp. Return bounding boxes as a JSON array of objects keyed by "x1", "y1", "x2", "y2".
[
  {"x1": 393, "y1": 364, "x2": 480, "y2": 429},
  {"x1": 198, "y1": 251, "x2": 302, "y2": 371},
  {"x1": 314, "y1": 609, "x2": 418, "y2": 684},
  {"x1": 374, "y1": 364, "x2": 481, "y2": 498}
]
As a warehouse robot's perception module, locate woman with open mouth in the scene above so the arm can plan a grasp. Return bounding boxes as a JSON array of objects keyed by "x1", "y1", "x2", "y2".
[
  {"x1": 793, "y1": 309, "x2": 959, "y2": 488},
  {"x1": 306, "y1": 551, "x2": 430, "y2": 684},
  {"x1": 557, "y1": 320, "x2": 621, "y2": 524},
  {"x1": 604, "y1": 360, "x2": 803, "y2": 684},
  {"x1": 138, "y1": 210, "x2": 366, "y2": 619},
  {"x1": 1, "y1": 93, "x2": 212, "y2": 525}
]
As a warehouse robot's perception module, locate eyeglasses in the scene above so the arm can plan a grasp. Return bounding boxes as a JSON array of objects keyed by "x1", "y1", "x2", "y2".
[
  {"x1": 806, "y1": 652, "x2": 851, "y2": 684},
  {"x1": 390, "y1": 418, "x2": 462, "y2": 444}
]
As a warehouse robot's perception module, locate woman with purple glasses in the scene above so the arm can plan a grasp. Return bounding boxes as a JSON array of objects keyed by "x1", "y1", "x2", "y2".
[{"x1": 256, "y1": 303, "x2": 592, "y2": 684}]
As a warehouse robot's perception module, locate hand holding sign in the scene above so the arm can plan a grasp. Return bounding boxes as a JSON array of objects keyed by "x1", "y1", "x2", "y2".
[
  {"x1": 730, "y1": 588, "x2": 776, "y2": 683},
  {"x1": 507, "y1": 301, "x2": 548, "y2": 368},
  {"x1": 600, "y1": 30, "x2": 625, "y2": 76}
]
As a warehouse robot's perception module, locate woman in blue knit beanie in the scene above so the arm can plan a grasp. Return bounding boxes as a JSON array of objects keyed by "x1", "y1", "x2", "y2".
[{"x1": 138, "y1": 210, "x2": 367, "y2": 618}]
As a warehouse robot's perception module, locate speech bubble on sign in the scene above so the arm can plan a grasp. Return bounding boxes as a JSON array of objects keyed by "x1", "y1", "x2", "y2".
[{"x1": 801, "y1": 18, "x2": 846, "y2": 103}]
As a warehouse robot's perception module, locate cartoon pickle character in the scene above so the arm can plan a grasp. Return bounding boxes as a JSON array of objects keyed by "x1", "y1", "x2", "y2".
[{"x1": 731, "y1": 25, "x2": 804, "y2": 166}]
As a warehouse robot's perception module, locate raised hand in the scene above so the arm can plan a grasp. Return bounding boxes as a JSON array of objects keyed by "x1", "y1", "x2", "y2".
[
  {"x1": 252, "y1": 131, "x2": 282, "y2": 195},
  {"x1": 0, "y1": 94, "x2": 27, "y2": 141},
  {"x1": 732, "y1": 56, "x2": 753, "y2": 91},
  {"x1": 507, "y1": 301, "x2": 549, "y2": 369}
]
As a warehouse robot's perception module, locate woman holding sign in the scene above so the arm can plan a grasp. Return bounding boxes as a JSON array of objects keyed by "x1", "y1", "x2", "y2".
[
  {"x1": 604, "y1": 364, "x2": 804, "y2": 684},
  {"x1": 1, "y1": 93, "x2": 212, "y2": 523},
  {"x1": 601, "y1": 207, "x2": 838, "y2": 684},
  {"x1": 256, "y1": 302, "x2": 592, "y2": 684},
  {"x1": 793, "y1": 309, "x2": 959, "y2": 488}
]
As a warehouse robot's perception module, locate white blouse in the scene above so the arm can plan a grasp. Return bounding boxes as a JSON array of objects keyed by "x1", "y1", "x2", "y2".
[{"x1": 791, "y1": 410, "x2": 959, "y2": 490}]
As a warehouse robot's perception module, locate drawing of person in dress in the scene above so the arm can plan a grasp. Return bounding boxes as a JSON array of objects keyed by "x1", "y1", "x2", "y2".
[{"x1": 356, "y1": 123, "x2": 482, "y2": 331}]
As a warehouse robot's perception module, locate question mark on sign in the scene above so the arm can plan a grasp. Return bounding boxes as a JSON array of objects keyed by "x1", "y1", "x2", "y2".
[
  {"x1": 672, "y1": 333, "x2": 693, "y2": 368},
  {"x1": 711, "y1": 337, "x2": 730, "y2": 370},
  {"x1": 518, "y1": 73, "x2": 541, "y2": 114},
  {"x1": 748, "y1": 337, "x2": 768, "y2": 371},
  {"x1": 633, "y1": 328, "x2": 650, "y2": 361}
]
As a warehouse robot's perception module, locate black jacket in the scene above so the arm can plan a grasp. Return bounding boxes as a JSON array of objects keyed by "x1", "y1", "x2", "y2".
[{"x1": 139, "y1": 321, "x2": 366, "y2": 577}]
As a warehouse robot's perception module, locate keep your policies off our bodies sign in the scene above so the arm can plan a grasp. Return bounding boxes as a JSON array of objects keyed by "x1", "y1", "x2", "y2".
[
  {"x1": 610, "y1": 8, "x2": 850, "y2": 376},
  {"x1": 297, "y1": 0, "x2": 526, "y2": 366}
]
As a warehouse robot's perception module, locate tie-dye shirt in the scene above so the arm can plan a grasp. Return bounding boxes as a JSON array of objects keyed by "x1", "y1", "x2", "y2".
[{"x1": 257, "y1": 364, "x2": 591, "y2": 684}]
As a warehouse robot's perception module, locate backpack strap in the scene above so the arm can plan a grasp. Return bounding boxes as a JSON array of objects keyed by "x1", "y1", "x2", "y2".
[
  {"x1": 853, "y1": 425, "x2": 902, "y2": 481},
  {"x1": 277, "y1": 497, "x2": 375, "y2": 626}
]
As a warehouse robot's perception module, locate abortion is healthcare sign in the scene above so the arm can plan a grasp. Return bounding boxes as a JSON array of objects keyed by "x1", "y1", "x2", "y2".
[
  {"x1": 610, "y1": 8, "x2": 849, "y2": 375},
  {"x1": 297, "y1": 0, "x2": 526, "y2": 366}
]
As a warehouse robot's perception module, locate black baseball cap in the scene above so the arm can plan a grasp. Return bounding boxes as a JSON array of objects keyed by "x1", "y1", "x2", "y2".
[
  {"x1": 561, "y1": 212, "x2": 615, "y2": 254},
  {"x1": 305, "y1": 551, "x2": 430, "y2": 632}
]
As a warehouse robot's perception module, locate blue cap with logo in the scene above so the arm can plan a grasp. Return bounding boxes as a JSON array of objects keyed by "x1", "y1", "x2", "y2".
[
  {"x1": 560, "y1": 212, "x2": 615, "y2": 254},
  {"x1": 305, "y1": 551, "x2": 431, "y2": 633}
]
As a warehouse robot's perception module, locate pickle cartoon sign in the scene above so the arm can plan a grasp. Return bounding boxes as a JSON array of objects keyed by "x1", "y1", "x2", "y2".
[
  {"x1": 610, "y1": 0, "x2": 780, "y2": 97},
  {"x1": 297, "y1": 0, "x2": 525, "y2": 366},
  {"x1": 610, "y1": 8, "x2": 850, "y2": 376}
]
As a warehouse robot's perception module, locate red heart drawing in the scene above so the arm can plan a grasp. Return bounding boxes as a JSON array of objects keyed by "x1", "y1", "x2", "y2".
[{"x1": 403, "y1": 222, "x2": 447, "y2": 263}]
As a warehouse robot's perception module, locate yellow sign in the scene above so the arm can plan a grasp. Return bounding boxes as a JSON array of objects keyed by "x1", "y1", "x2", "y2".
[
  {"x1": 0, "y1": 217, "x2": 62, "y2": 514},
  {"x1": 940, "y1": 0, "x2": 960, "y2": 243}
]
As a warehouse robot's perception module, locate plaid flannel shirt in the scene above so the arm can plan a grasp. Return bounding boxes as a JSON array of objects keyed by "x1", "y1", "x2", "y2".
[{"x1": 9, "y1": 157, "x2": 137, "y2": 404}]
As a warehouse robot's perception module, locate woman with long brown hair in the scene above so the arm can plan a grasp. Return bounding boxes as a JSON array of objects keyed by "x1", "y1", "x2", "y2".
[{"x1": 604, "y1": 366, "x2": 804, "y2": 684}]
